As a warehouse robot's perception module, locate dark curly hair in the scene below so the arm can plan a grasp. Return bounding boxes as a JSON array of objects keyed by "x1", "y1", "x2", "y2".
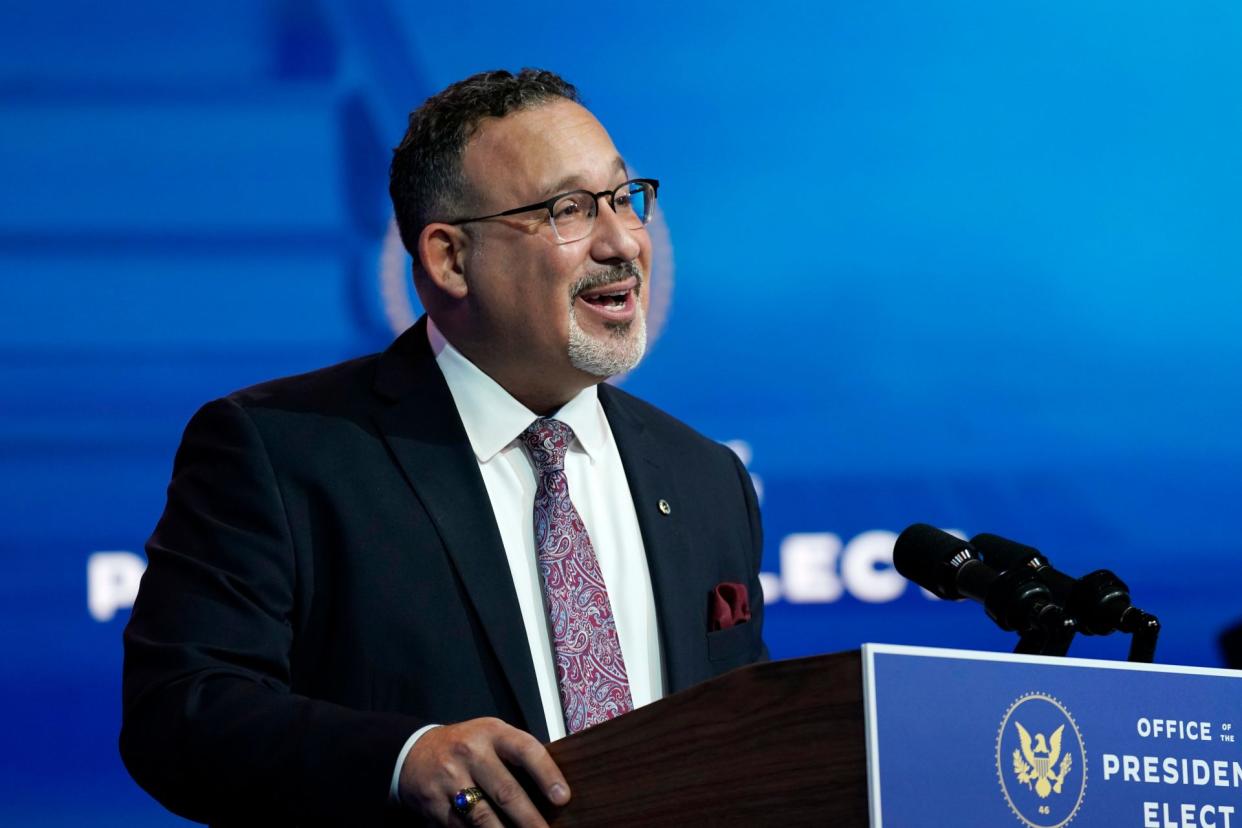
[{"x1": 389, "y1": 68, "x2": 580, "y2": 259}]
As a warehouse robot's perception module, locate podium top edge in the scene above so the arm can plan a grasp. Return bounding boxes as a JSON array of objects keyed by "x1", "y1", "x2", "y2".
[{"x1": 861, "y1": 642, "x2": 1242, "y2": 679}]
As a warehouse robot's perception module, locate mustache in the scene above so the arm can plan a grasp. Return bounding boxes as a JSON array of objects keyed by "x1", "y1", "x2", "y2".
[{"x1": 570, "y1": 260, "x2": 644, "y2": 300}]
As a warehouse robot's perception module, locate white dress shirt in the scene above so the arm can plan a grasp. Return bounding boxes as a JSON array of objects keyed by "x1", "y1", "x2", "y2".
[{"x1": 390, "y1": 319, "x2": 664, "y2": 798}]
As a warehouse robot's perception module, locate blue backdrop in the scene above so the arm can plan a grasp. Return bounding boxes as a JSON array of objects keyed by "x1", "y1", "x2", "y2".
[{"x1": 2, "y1": 1, "x2": 1239, "y2": 823}]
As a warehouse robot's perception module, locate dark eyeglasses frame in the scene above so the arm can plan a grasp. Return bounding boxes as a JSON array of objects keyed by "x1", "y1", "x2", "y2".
[{"x1": 443, "y1": 178, "x2": 660, "y2": 241}]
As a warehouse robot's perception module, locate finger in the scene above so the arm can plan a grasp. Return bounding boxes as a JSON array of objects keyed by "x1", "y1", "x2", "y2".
[
  {"x1": 434, "y1": 780, "x2": 483, "y2": 827},
  {"x1": 452, "y1": 796, "x2": 504, "y2": 828},
  {"x1": 470, "y1": 758, "x2": 548, "y2": 828},
  {"x1": 495, "y1": 729, "x2": 570, "y2": 808},
  {"x1": 417, "y1": 762, "x2": 484, "y2": 826},
  {"x1": 451, "y1": 791, "x2": 503, "y2": 828}
]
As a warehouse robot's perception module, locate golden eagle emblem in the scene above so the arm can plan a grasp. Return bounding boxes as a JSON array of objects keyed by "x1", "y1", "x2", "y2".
[{"x1": 1012, "y1": 721, "x2": 1073, "y2": 798}]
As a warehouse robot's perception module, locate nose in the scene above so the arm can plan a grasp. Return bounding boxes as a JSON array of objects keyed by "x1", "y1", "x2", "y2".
[{"x1": 588, "y1": 195, "x2": 644, "y2": 264}]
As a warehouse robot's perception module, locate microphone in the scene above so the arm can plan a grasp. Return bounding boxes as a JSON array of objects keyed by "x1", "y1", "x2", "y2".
[
  {"x1": 894, "y1": 524, "x2": 1073, "y2": 637},
  {"x1": 970, "y1": 532, "x2": 1158, "y2": 638}
]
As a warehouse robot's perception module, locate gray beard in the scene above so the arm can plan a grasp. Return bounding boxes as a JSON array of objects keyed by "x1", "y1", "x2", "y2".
[{"x1": 567, "y1": 263, "x2": 648, "y2": 378}]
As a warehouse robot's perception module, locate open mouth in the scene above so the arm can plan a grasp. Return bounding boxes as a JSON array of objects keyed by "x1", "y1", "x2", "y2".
[
  {"x1": 582, "y1": 290, "x2": 629, "y2": 309},
  {"x1": 575, "y1": 277, "x2": 639, "y2": 322}
]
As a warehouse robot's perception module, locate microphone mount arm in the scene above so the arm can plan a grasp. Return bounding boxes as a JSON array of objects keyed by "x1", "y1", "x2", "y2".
[{"x1": 971, "y1": 533, "x2": 1162, "y2": 662}]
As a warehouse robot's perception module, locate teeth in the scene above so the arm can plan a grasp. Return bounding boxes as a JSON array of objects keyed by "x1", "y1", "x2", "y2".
[{"x1": 583, "y1": 290, "x2": 627, "y2": 308}]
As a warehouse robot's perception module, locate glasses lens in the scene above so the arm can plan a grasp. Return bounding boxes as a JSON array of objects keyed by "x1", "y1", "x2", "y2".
[
  {"x1": 549, "y1": 191, "x2": 596, "y2": 242},
  {"x1": 613, "y1": 180, "x2": 654, "y2": 228}
]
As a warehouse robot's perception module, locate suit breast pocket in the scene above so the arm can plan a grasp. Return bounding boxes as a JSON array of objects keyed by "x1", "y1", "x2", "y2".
[{"x1": 707, "y1": 622, "x2": 757, "y2": 663}]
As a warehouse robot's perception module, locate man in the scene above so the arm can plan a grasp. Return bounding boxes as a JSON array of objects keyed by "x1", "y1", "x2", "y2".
[{"x1": 121, "y1": 69, "x2": 766, "y2": 826}]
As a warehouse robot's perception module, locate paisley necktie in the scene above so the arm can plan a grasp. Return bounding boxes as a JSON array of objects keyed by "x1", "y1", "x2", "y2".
[{"x1": 519, "y1": 417, "x2": 634, "y2": 734}]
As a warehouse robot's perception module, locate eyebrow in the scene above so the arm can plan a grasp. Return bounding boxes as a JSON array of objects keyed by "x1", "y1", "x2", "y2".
[{"x1": 540, "y1": 157, "x2": 629, "y2": 199}]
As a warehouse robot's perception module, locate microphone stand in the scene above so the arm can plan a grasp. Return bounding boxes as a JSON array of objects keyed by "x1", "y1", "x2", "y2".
[
  {"x1": 1121, "y1": 608, "x2": 1161, "y2": 663},
  {"x1": 1012, "y1": 603, "x2": 1160, "y2": 662},
  {"x1": 1014, "y1": 626, "x2": 1076, "y2": 658}
]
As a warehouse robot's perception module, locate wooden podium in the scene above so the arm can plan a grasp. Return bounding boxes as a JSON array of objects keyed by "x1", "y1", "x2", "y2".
[
  {"x1": 532, "y1": 645, "x2": 1242, "y2": 827},
  {"x1": 534, "y1": 651, "x2": 869, "y2": 826}
]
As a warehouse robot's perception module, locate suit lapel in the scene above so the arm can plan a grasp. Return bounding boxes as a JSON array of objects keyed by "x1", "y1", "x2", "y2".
[
  {"x1": 369, "y1": 320, "x2": 548, "y2": 741},
  {"x1": 599, "y1": 385, "x2": 702, "y2": 694}
]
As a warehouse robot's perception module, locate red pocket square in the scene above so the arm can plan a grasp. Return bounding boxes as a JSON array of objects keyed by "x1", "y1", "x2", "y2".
[{"x1": 709, "y1": 582, "x2": 752, "y2": 631}]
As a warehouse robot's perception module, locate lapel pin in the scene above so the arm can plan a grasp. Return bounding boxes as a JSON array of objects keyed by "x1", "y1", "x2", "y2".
[{"x1": 658, "y1": 499, "x2": 671, "y2": 515}]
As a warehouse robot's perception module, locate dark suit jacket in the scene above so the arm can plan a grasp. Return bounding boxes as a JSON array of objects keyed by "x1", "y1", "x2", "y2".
[{"x1": 121, "y1": 318, "x2": 767, "y2": 826}]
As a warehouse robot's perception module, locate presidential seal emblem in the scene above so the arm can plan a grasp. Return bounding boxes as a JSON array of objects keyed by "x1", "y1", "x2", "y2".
[{"x1": 996, "y1": 693, "x2": 1086, "y2": 828}]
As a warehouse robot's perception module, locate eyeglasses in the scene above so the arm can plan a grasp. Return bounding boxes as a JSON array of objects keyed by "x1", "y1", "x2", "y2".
[{"x1": 445, "y1": 178, "x2": 659, "y2": 244}]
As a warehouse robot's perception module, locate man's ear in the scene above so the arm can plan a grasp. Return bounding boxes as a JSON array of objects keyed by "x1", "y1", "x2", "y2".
[{"x1": 418, "y1": 223, "x2": 470, "y2": 300}]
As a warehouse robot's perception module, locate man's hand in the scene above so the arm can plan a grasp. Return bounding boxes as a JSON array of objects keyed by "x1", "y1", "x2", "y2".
[{"x1": 398, "y1": 717, "x2": 570, "y2": 826}]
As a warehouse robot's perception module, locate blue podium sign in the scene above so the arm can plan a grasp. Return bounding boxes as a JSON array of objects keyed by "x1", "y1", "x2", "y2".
[{"x1": 862, "y1": 644, "x2": 1242, "y2": 828}]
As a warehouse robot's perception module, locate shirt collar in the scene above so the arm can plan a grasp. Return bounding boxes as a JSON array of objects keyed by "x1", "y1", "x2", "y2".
[{"x1": 428, "y1": 317, "x2": 605, "y2": 465}]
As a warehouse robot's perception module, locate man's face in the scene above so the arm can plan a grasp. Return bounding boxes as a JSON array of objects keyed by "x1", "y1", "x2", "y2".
[{"x1": 455, "y1": 99, "x2": 653, "y2": 391}]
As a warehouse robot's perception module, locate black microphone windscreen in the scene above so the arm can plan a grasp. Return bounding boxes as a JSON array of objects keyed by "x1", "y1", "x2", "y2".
[
  {"x1": 894, "y1": 523, "x2": 978, "y2": 600},
  {"x1": 971, "y1": 533, "x2": 1043, "y2": 570}
]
